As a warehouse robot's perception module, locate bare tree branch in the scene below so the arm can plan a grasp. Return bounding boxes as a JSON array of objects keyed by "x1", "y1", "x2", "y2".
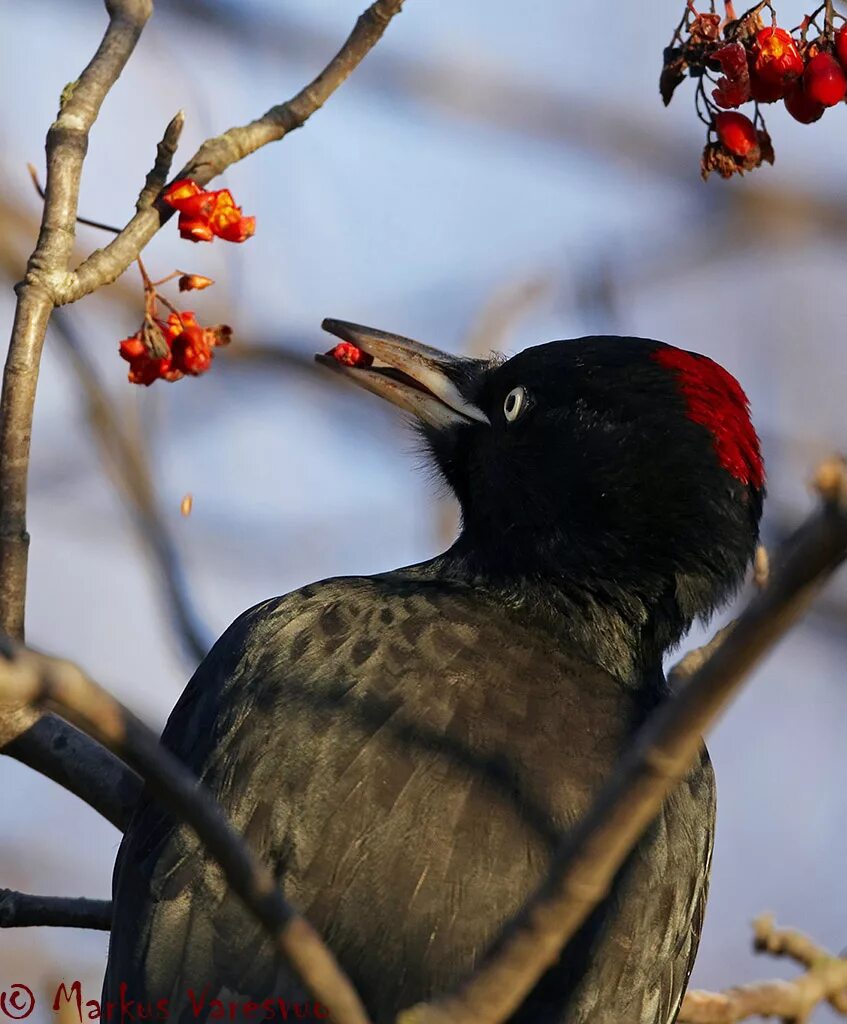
[
  {"x1": 3, "y1": 308, "x2": 210, "y2": 831},
  {"x1": 0, "y1": 0, "x2": 405, "y2": 829},
  {"x1": 668, "y1": 543, "x2": 767, "y2": 688},
  {"x1": 0, "y1": 888, "x2": 111, "y2": 931},
  {"x1": 67, "y1": 0, "x2": 406, "y2": 303},
  {"x1": 679, "y1": 915, "x2": 847, "y2": 1022},
  {"x1": 0, "y1": 641, "x2": 373, "y2": 1024},
  {"x1": 0, "y1": 218, "x2": 158, "y2": 830},
  {"x1": 0, "y1": 0, "x2": 152, "y2": 820},
  {"x1": 667, "y1": 621, "x2": 736, "y2": 688},
  {"x1": 0, "y1": 216, "x2": 213, "y2": 669},
  {"x1": 3, "y1": 713, "x2": 141, "y2": 832},
  {"x1": 400, "y1": 459, "x2": 847, "y2": 1024},
  {"x1": 0, "y1": 0, "x2": 152, "y2": 642}
]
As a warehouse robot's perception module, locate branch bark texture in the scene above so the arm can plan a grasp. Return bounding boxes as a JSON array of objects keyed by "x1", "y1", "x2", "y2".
[{"x1": 0, "y1": 888, "x2": 112, "y2": 930}]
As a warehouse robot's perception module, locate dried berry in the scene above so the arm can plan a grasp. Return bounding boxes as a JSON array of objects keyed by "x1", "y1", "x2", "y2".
[
  {"x1": 119, "y1": 311, "x2": 230, "y2": 385},
  {"x1": 178, "y1": 274, "x2": 215, "y2": 292},
  {"x1": 710, "y1": 43, "x2": 752, "y2": 108},
  {"x1": 660, "y1": 47, "x2": 688, "y2": 106},
  {"x1": 663, "y1": 1, "x2": 845, "y2": 177},
  {"x1": 119, "y1": 336, "x2": 176, "y2": 386},
  {"x1": 701, "y1": 142, "x2": 740, "y2": 180},
  {"x1": 756, "y1": 127, "x2": 775, "y2": 167},
  {"x1": 688, "y1": 12, "x2": 721, "y2": 44}
]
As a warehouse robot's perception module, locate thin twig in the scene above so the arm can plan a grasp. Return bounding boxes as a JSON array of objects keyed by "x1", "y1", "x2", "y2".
[
  {"x1": 400, "y1": 459, "x2": 847, "y2": 1024},
  {"x1": 67, "y1": 0, "x2": 406, "y2": 302},
  {"x1": 27, "y1": 163, "x2": 122, "y2": 236},
  {"x1": 137, "y1": 110, "x2": 186, "y2": 210},
  {"x1": 752, "y1": 914, "x2": 847, "y2": 1013},
  {"x1": 51, "y1": 309, "x2": 212, "y2": 664},
  {"x1": 0, "y1": 642, "x2": 373, "y2": 1024},
  {"x1": 0, "y1": 889, "x2": 112, "y2": 931},
  {"x1": 679, "y1": 916, "x2": 847, "y2": 1022}
]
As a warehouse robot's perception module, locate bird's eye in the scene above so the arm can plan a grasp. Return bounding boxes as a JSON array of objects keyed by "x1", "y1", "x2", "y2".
[{"x1": 503, "y1": 386, "x2": 528, "y2": 423}]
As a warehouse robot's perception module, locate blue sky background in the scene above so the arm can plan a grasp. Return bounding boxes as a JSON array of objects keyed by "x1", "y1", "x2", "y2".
[{"x1": 1, "y1": 1, "x2": 847, "y2": 1017}]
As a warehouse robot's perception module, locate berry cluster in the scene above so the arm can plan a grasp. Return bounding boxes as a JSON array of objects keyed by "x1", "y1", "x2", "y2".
[
  {"x1": 120, "y1": 309, "x2": 232, "y2": 386},
  {"x1": 662, "y1": 1, "x2": 847, "y2": 179},
  {"x1": 118, "y1": 178, "x2": 253, "y2": 385},
  {"x1": 162, "y1": 179, "x2": 255, "y2": 243}
]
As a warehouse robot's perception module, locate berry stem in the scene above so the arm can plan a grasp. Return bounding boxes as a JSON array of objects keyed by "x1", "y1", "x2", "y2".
[
  {"x1": 149, "y1": 270, "x2": 183, "y2": 288},
  {"x1": 155, "y1": 292, "x2": 187, "y2": 328},
  {"x1": 798, "y1": 4, "x2": 827, "y2": 37},
  {"x1": 824, "y1": 0, "x2": 835, "y2": 36},
  {"x1": 136, "y1": 255, "x2": 154, "y2": 290},
  {"x1": 694, "y1": 76, "x2": 715, "y2": 127}
]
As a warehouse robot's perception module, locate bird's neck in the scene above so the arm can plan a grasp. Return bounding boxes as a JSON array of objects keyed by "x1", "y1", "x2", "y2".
[{"x1": 410, "y1": 538, "x2": 684, "y2": 688}]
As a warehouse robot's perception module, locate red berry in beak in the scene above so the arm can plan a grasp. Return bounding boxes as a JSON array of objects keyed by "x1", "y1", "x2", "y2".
[{"x1": 327, "y1": 342, "x2": 374, "y2": 368}]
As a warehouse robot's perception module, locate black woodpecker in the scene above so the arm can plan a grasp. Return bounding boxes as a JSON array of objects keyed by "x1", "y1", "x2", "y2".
[{"x1": 104, "y1": 319, "x2": 764, "y2": 1023}]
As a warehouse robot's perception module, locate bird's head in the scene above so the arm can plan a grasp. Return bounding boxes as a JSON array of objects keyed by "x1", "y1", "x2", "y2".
[{"x1": 318, "y1": 320, "x2": 764, "y2": 675}]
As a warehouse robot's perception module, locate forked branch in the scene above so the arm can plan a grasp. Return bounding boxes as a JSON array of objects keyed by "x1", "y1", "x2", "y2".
[
  {"x1": 68, "y1": 0, "x2": 407, "y2": 303},
  {"x1": 679, "y1": 915, "x2": 847, "y2": 1022},
  {"x1": 1, "y1": 0, "x2": 406, "y2": 829}
]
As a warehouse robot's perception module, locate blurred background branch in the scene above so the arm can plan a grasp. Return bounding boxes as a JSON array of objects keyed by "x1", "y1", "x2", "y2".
[
  {"x1": 679, "y1": 916, "x2": 847, "y2": 1023},
  {"x1": 0, "y1": 889, "x2": 111, "y2": 932}
]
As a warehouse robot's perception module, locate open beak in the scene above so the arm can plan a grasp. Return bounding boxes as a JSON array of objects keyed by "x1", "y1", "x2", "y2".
[{"x1": 316, "y1": 319, "x2": 490, "y2": 428}]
